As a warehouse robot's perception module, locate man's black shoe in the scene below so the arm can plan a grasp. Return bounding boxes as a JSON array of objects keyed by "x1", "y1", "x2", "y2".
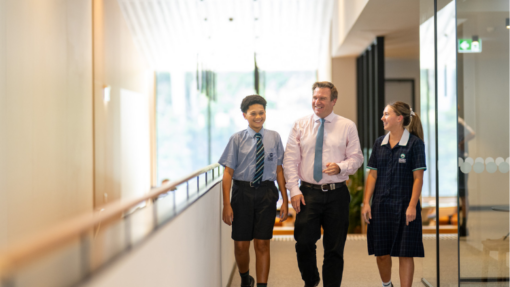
[
  {"x1": 304, "y1": 279, "x2": 320, "y2": 287},
  {"x1": 241, "y1": 275, "x2": 255, "y2": 287},
  {"x1": 459, "y1": 225, "x2": 469, "y2": 237}
]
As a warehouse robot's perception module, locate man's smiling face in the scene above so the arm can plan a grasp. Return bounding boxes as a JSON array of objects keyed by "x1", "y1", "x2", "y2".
[{"x1": 312, "y1": 87, "x2": 336, "y2": 118}]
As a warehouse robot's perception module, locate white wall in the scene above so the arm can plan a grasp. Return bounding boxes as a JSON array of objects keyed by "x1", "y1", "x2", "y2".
[
  {"x1": 0, "y1": 0, "x2": 93, "y2": 247},
  {"x1": 120, "y1": 89, "x2": 150, "y2": 201},
  {"x1": 331, "y1": 0, "x2": 369, "y2": 53},
  {"x1": 317, "y1": 27, "x2": 333, "y2": 82},
  {"x1": 82, "y1": 183, "x2": 236, "y2": 287},
  {"x1": 330, "y1": 57, "x2": 420, "y2": 133},
  {"x1": 385, "y1": 58, "x2": 421, "y2": 114},
  {"x1": 331, "y1": 57, "x2": 357, "y2": 123},
  {"x1": 93, "y1": 0, "x2": 155, "y2": 206}
]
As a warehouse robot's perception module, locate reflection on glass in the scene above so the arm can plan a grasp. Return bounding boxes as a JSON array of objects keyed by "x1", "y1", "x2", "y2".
[
  {"x1": 457, "y1": 0, "x2": 510, "y2": 284},
  {"x1": 421, "y1": 0, "x2": 510, "y2": 284},
  {"x1": 458, "y1": 116, "x2": 475, "y2": 238}
]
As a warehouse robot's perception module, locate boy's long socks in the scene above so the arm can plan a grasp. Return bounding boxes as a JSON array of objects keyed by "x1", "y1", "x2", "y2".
[
  {"x1": 257, "y1": 284, "x2": 267, "y2": 287},
  {"x1": 240, "y1": 270, "x2": 251, "y2": 285}
]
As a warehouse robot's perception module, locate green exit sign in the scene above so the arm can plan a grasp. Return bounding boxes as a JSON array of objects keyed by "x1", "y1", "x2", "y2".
[{"x1": 458, "y1": 39, "x2": 482, "y2": 53}]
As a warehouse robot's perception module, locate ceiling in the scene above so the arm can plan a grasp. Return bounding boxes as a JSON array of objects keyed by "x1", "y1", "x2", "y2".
[
  {"x1": 117, "y1": 0, "x2": 333, "y2": 71},
  {"x1": 332, "y1": 0, "x2": 420, "y2": 59}
]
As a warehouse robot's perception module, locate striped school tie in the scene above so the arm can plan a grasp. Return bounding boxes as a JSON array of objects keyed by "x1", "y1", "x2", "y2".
[{"x1": 252, "y1": 133, "x2": 264, "y2": 187}]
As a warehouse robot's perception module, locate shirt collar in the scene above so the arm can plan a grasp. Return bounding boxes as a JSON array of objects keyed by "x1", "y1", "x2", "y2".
[
  {"x1": 381, "y1": 129, "x2": 410, "y2": 146},
  {"x1": 313, "y1": 111, "x2": 336, "y2": 123},
  {"x1": 247, "y1": 126, "x2": 265, "y2": 138}
]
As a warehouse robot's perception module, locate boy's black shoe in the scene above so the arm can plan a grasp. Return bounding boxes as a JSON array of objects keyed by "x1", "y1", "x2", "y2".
[
  {"x1": 304, "y1": 279, "x2": 320, "y2": 287},
  {"x1": 241, "y1": 275, "x2": 255, "y2": 287}
]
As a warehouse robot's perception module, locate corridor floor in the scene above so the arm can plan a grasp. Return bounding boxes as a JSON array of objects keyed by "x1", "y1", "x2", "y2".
[{"x1": 228, "y1": 235, "x2": 424, "y2": 287}]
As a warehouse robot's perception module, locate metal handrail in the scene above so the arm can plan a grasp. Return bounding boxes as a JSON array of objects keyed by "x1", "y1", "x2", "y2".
[{"x1": 0, "y1": 163, "x2": 222, "y2": 281}]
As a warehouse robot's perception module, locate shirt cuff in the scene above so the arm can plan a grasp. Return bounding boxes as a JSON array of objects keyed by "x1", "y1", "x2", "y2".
[
  {"x1": 337, "y1": 162, "x2": 346, "y2": 176},
  {"x1": 289, "y1": 186, "x2": 302, "y2": 198}
]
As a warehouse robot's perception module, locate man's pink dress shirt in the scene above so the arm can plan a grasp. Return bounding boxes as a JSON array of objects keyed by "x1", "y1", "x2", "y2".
[{"x1": 283, "y1": 112, "x2": 364, "y2": 197}]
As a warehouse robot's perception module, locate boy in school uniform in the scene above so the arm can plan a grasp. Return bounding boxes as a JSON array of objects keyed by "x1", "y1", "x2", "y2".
[{"x1": 219, "y1": 95, "x2": 289, "y2": 287}]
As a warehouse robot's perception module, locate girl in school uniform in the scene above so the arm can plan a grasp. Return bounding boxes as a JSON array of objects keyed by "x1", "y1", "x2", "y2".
[{"x1": 361, "y1": 101, "x2": 426, "y2": 287}]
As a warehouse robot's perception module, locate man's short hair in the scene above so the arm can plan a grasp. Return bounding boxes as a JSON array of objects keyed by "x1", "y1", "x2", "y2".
[
  {"x1": 240, "y1": 95, "x2": 267, "y2": 113},
  {"x1": 312, "y1": 81, "x2": 338, "y2": 101}
]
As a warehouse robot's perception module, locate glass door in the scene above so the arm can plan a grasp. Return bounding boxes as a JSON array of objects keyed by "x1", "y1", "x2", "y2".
[
  {"x1": 420, "y1": 0, "x2": 439, "y2": 284},
  {"x1": 457, "y1": 0, "x2": 510, "y2": 284},
  {"x1": 420, "y1": 0, "x2": 509, "y2": 286}
]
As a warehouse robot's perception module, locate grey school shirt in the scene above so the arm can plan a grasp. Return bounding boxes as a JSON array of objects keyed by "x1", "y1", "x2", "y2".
[{"x1": 218, "y1": 126, "x2": 284, "y2": 182}]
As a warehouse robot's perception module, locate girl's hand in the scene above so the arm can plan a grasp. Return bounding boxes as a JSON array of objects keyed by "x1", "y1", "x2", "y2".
[
  {"x1": 362, "y1": 204, "x2": 372, "y2": 224},
  {"x1": 406, "y1": 206, "x2": 417, "y2": 226},
  {"x1": 223, "y1": 205, "x2": 234, "y2": 226},
  {"x1": 279, "y1": 203, "x2": 289, "y2": 222}
]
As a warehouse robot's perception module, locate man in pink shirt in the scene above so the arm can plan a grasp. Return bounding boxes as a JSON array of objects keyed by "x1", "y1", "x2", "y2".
[{"x1": 283, "y1": 81, "x2": 364, "y2": 287}]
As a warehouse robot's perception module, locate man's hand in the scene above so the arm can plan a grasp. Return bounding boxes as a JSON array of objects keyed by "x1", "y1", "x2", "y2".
[
  {"x1": 291, "y1": 194, "x2": 306, "y2": 213},
  {"x1": 406, "y1": 206, "x2": 416, "y2": 226},
  {"x1": 361, "y1": 204, "x2": 372, "y2": 224},
  {"x1": 279, "y1": 202, "x2": 289, "y2": 222},
  {"x1": 222, "y1": 205, "x2": 234, "y2": 226},
  {"x1": 323, "y1": 163, "x2": 341, "y2": 175}
]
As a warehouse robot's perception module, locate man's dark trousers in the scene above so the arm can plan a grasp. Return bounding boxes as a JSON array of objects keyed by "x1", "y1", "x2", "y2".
[{"x1": 294, "y1": 184, "x2": 350, "y2": 287}]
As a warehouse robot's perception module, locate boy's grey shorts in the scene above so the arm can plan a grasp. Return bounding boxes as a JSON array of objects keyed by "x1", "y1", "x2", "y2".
[{"x1": 231, "y1": 180, "x2": 279, "y2": 241}]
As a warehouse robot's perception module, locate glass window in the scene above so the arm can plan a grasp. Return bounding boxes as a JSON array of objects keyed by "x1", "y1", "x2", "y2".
[
  {"x1": 156, "y1": 71, "x2": 209, "y2": 183},
  {"x1": 211, "y1": 71, "x2": 256, "y2": 163},
  {"x1": 263, "y1": 71, "x2": 317, "y2": 148}
]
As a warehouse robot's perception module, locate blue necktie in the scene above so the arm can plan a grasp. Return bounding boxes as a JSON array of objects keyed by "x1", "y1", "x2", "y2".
[
  {"x1": 253, "y1": 133, "x2": 264, "y2": 187},
  {"x1": 313, "y1": 119, "x2": 325, "y2": 182}
]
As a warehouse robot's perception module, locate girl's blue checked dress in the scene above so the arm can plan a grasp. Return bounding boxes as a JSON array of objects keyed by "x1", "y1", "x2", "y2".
[{"x1": 366, "y1": 129, "x2": 427, "y2": 257}]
